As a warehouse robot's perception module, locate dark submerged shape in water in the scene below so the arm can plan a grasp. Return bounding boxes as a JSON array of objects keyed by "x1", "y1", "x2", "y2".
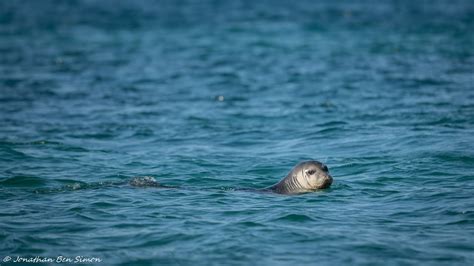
[{"x1": 130, "y1": 160, "x2": 332, "y2": 195}]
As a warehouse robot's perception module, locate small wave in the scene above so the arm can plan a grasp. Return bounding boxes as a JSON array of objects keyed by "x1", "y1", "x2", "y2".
[
  {"x1": 33, "y1": 180, "x2": 127, "y2": 194},
  {"x1": 0, "y1": 139, "x2": 89, "y2": 153},
  {"x1": 433, "y1": 152, "x2": 474, "y2": 164},
  {"x1": 316, "y1": 121, "x2": 348, "y2": 127},
  {"x1": 0, "y1": 175, "x2": 48, "y2": 187},
  {"x1": 315, "y1": 126, "x2": 345, "y2": 134},
  {"x1": 445, "y1": 219, "x2": 472, "y2": 226},
  {"x1": 90, "y1": 201, "x2": 119, "y2": 208},
  {"x1": 235, "y1": 221, "x2": 265, "y2": 228},
  {"x1": 273, "y1": 214, "x2": 315, "y2": 222}
]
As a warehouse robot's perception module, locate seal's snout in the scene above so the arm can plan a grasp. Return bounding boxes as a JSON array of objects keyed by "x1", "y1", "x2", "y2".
[
  {"x1": 321, "y1": 174, "x2": 333, "y2": 189},
  {"x1": 327, "y1": 174, "x2": 333, "y2": 186}
]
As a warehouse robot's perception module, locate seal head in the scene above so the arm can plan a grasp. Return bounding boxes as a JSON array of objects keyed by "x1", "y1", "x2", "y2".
[{"x1": 268, "y1": 160, "x2": 333, "y2": 194}]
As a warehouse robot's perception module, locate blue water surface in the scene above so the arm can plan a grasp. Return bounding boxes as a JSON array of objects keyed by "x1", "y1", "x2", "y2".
[{"x1": 1, "y1": 0, "x2": 473, "y2": 265}]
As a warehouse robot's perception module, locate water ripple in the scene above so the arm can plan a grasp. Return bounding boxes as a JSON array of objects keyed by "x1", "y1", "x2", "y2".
[{"x1": 1, "y1": 1, "x2": 473, "y2": 265}]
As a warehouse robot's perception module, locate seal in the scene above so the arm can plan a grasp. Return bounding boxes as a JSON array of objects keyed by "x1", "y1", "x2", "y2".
[
  {"x1": 129, "y1": 160, "x2": 332, "y2": 195},
  {"x1": 266, "y1": 160, "x2": 333, "y2": 194},
  {"x1": 129, "y1": 176, "x2": 162, "y2": 187}
]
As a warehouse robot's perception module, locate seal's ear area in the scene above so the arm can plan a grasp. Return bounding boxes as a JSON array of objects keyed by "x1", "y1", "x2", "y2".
[
  {"x1": 322, "y1": 164, "x2": 329, "y2": 172},
  {"x1": 306, "y1": 169, "x2": 316, "y2": 175}
]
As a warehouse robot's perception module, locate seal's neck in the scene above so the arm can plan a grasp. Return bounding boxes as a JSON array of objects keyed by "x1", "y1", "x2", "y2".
[{"x1": 271, "y1": 173, "x2": 309, "y2": 194}]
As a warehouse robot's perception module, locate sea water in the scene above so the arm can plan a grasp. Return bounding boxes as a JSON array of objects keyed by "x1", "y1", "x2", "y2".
[{"x1": 1, "y1": 1, "x2": 473, "y2": 265}]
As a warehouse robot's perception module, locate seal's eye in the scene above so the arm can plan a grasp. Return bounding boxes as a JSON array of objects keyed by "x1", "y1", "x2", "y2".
[
  {"x1": 307, "y1": 170, "x2": 316, "y2": 175},
  {"x1": 322, "y1": 165, "x2": 328, "y2": 172}
]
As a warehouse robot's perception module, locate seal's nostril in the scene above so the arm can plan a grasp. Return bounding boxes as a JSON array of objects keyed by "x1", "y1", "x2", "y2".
[{"x1": 325, "y1": 175, "x2": 333, "y2": 186}]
